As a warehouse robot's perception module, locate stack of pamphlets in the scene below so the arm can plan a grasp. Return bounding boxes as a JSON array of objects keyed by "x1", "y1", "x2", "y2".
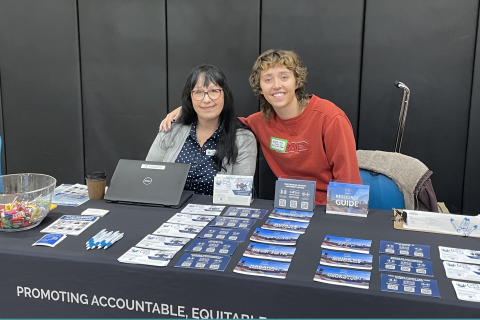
[
  {"x1": 181, "y1": 204, "x2": 225, "y2": 216},
  {"x1": 51, "y1": 184, "x2": 90, "y2": 207},
  {"x1": 135, "y1": 235, "x2": 191, "y2": 252},
  {"x1": 41, "y1": 215, "x2": 99, "y2": 236},
  {"x1": 166, "y1": 213, "x2": 215, "y2": 227},
  {"x1": 118, "y1": 248, "x2": 176, "y2": 267}
]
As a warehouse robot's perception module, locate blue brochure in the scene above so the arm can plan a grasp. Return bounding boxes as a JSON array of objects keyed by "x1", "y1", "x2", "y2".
[
  {"x1": 381, "y1": 274, "x2": 440, "y2": 298},
  {"x1": 250, "y1": 228, "x2": 300, "y2": 246},
  {"x1": 270, "y1": 208, "x2": 313, "y2": 222},
  {"x1": 32, "y1": 233, "x2": 67, "y2": 247},
  {"x1": 379, "y1": 240, "x2": 430, "y2": 259},
  {"x1": 233, "y1": 257, "x2": 290, "y2": 279},
  {"x1": 379, "y1": 255, "x2": 434, "y2": 276},
  {"x1": 274, "y1": 178, "x2": 316, "y2": 212},
  {"x1": 223, "y1": 207, "x2": 268, "y2": 219},
  {"x1": 243, "y1": 242, "x2": 296, "y2": 262},
  {"x1": 326, "y1": 182, "x2": 370, "y2": 217},
  {"x1": 210, "y1": 217, "x2": 256, "y2": 229},
  {"x1": 313, "y1": 266, "x2": 371, "y2": 289},
  {"x1": 185, "y1": 238, "x2": 239, "y2": 256},
  {"x1": 320, "y1": 250, "x2": 373, "y2": 270},
  {"x1": 175, "y1": 253, "x2": 230, "y2": 271},
  {"x1": 321, "y1": 235, "x2": 372, "y2": 253},
  {"x1": 261, "y1": 218, "x2": 309, "y2": 234},
  {"x1": 197, "y1": 227, "x2": 248, "y2": 242}
]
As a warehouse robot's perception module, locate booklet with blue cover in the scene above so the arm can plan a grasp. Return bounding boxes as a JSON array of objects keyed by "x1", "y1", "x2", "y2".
[
  {"x1": 135, "y1": 235, "x2": 191, "y2": 252},
  {"x1": 197, "y1": 227, "x2": 248, "y2": 242},
  {"x1": 250, "y1": 228, "x2": 300, "y2": 246},
  {"x1": 321, "y1": 235, "x2": 372, "y2": 253},
  {"x1": 320, "y1": 250, "x2": 373, "y2": 270},
  {"x1": 185, "y1": 238, "x2": 239, "y2": 256},
  {"x1": 379, "y1": 255, "x2": 433, "y2": 276},
  {"x1": 261, "y1": 218, "x2": 309, "y2": 234},
  {"x1": 379, "y1": 240, "x2": 430, "y2": 259},
  {"x1": 313, "y1": 266, "x2": 371, "y2": 289},
  {"x1": 210, "y1": 217, "x2": 256, "y2": 229},
  {"x1": 270, "y1": 208, "x2": 313, "y2": 222},
  {"x1": 233, "y1": 257, "x2": 290, "y2": 279},
  {"x1": 274, "y1": 178, "x2": 316, "y2": 211},
  {"x1": 167, "y1": 213, "x2": 215, "y2": 227},
  {"x1": 223, "y1": 207, "x2": 268, "y2": 219},
  {"x1": 243, "y1": 242, "x2": 296, "y2": 262},
  {"x1": 175, "y1": 253, "x2": 230, "y2": 271},
  {"x1": 381, "y1": 274, "x2": 440, "y2": 298},
  {"x1": 32, "y1": 234, "x2": 67, "y2": 247},
  {"x1": 326, "y1": 182, "x2": 370, "y2": 217}
]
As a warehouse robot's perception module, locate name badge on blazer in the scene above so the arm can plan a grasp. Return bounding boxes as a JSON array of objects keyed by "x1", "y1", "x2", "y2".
[{"x1": 206, "y1": 149, "x2": 216, "y2": 156}]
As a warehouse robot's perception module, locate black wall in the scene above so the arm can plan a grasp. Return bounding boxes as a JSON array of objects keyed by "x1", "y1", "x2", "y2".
[{"x1": 0, "y1": 0, "x2": 479, "y2": 214}]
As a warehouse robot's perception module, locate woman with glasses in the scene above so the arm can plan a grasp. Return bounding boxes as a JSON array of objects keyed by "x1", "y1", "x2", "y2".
[{"x1": 146, "y1": 65, "x2": 257, "y2": 196}]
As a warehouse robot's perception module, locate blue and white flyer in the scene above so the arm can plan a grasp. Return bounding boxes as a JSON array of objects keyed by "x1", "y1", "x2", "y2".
[
  {"x1": 51, "y1": 184, "x2": 90, "y2": 207},
  {"x1": 117, "y1": 247, "x2": 176, "y2": 267},
  {"x1": 233, "y1": 257, "x2": 290, "y2": 279},
  {"x1": 197, "y1": 227, "x2": 248, "y2": 242},
  {"x1": 211, "y1": 217, "x2": 256, "y2": 229},
  {"x1": 313, "y1": 266, "x2": 371, "y2": 289},
  {"x1": 32, "y1": 234, "x2": 67, "y2": 247},
  {"x1": 223, "y1": 207, "x2": 268, "y2": 219},
  {"x1": 135, "y1": 235, "x2": 190, "y2": 252},
  {"x1": 381, "y1": 274, "x2": 440, "y2": 298},
  {"x1": 379, "y1": 240, "x2": 430, "y2": 259},
  {"x1": 452, "y1": 281, "x2": 480, "y2": 302},
  {"x1": 213, "y1": 174, "x2": 253, "y2": 206},
  {"x1": 321, "y1": 235, "x2": 372, "y2": 253},
  {"x1": 274, "y1": 178, "x2": 316, "y2": 211},
  {"x1": 326, "y1": 182, "x2": 370, "y2": 217},
  {"x1": 175, "y1": 253, "x2": 230, "y2": 271},
  {"x1": 320, "y1": 250, "x2": 372, "y2": 270},
  {"x1": 270, "y1": 208, "x2": 313, "y2": 222},
  {"x1": 181, "y1": 204, "x2": 225, "y2": 216},
  {"x1": 243, "y1": 242, "x2": 296, "y2": 262},
  {"x1": 402, "y1": 210, "x2": 480, "y2": 237},
  {"x1": 40, "y1": 215, "x2": 99, "y2": 236},
  {"x1": 443, "y1": 261, "x2": 480, "y2": 282},
  {"x1": 250, "y1": 228, "x2": 300, "y2": 246},
  {"x1": 379, "y1": 255, "x2": 433, "y2": 276},
  {"x1": 167, "y1": 213, "x2": 214, "y2": 227},
  {"x1": 439, "y1": 246, "x2": 480, "y2": 265},
  {"x1": 152, "y1": 223, "x2": 203, "y2": 239},
  {"x1": 185, "y1": 239, "x2": 239, "y2": 255},
  {"x1": 261, "y1": 218, "x2": 308, "y2": 234}
]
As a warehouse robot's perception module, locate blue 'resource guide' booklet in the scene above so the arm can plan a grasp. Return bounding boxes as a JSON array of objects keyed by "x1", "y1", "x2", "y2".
[
  {"x1": 313, "y1": 266, "x2": 371, "y2": 289},
  {"x1": 326, "y1": 182, "x2": 370, "y2": 217},
  {"x1": 250, "y1": 228, "x2": 300, "y2": 246},
  {"x1": 175, "y1": 253, "x2": 230, "y2": 271},
  {"x1": 321, "y1": 235, "x2": 372, "y2": 254},
  {"x1": 320, "y1": 250, "x2": 373, "y2": 270},
  {"x1": 379, "y1": 255, "x2": 434, "y2": 277},
  {"x1": 381, "y1": 274, "x2": 440, "y2": 298},
  {"x1": 243, "y1": 242, "x2": 296, "y2": 262},
  {"x1": 379, "y1": 240, "x2": 430, "y2": 259},
  {"x1": 233, "y1": 257, "x2": 290, "y2": 279},
  {"x1": 210, "y1": 217, "x2": 256, "y2": 229},
  {"x1": 197, "y1": 227, "x2": 248, "y2": 242},
  {"x1": 185, "y1": 238, "x2": 239, "y2": 256},
  {"x1": 223, "y1": 207, "x2": 268, "y2": 219},
  {"x1": 261, "y1": 218, "x2": 309, "y2": 234},
  {"x1": 270, "y1": 208, "x2": 313, "y2": 222}
]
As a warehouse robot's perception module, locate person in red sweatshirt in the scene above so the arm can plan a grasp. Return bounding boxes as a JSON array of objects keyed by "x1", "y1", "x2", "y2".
[{"x1": 160, "y1": 49, "x2": 361, "y2": 204}]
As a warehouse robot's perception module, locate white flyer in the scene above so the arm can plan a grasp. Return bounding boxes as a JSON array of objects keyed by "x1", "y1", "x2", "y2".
[
  {"x1": 81, "y1": 208, "x2": 109, "y2": 217},
  {"x1": 443, "y1": 261, "x2": 480, "y2": 282},
  {"x1": 40, "y1": 215, "x2": 99, "y2": 236},
  {"x1": 117, "y1": 247, "x2": 176, "y2": 267},
  {"x1": 403, "y1": 210, "x2": 480, "y2": 237},
  {"x1": 181, "y1": 204, "x2": 225, "y2": 216},
  {"x1": 452, "y1": 281, "x2": 480, "y2": 302},
  {"x1": 135, "y1": 234, "x2": 191, "y2": 251},
  {"x1": 51, "y1": 184, "x2": 90, "y2": 207},
  {"x1": 439, "y1": 246, "x2": 480, "y2": 265},
  {"x1": 213, "y1": 174, "x2": 253, "y2": 206},
  {"x1": 167, "y1": 213, "x2": 214, "y2": 227},
  {"x1": 152, "y1": 223, "x2": 203, "y2": 239}
]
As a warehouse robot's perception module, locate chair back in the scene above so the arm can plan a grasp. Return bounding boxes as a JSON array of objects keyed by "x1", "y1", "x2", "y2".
[{"x1": 359, "y1": 169, "x2": 405, "y2": 210}]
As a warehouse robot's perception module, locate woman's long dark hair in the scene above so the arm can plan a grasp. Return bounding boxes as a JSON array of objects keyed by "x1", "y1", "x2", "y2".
[{"x1": 178, "y1": 65, "x2": 245, "y2": 171}]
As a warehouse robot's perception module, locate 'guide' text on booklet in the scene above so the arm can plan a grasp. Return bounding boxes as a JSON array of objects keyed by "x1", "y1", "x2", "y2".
[
  {"x1": 210, "y1": 217, "x2": 256, "y2": 229},
  {"x1": 439, "y1": 246, "x2": 480, "y2": 265},
  {"x1": 135, "y1": 235, "x2": 190, "y2": 252},
  {"x1": 250, "y1": 228, "x2": 300, "y2": 246},
  {"x1": 213, "y1": 174, "x2": 253, "y2": 206},
  {"x1": 379, "y1": 240, "x2": 430, "y2": 259},
  {"x1": 326, "y1": 182, "x2": 369, "y2": 217},
  {"x1": 223, "y1": 207, "x2": 268, "y2": 219},
  {"x1": 181, "y1": 204, "x2": 225, "y2": 216},
  {"x1": 381, "y1": 274, "x2": 440, "y2": 298},
  {"x1": 118, "y1": 247, "x2": 176, "y2": 267},
  {"x1": 443, "y1": 261, "x2": 480, "y2": 282},
  {"x1": 167, "y1": 213, "x2": 215, "y2": 227},
  {"x1": 321, "y1": 235, "x2": 372, "y2": 253},
  {"x1": 270, "y1": 208, "x2": 313, "y2": 222},
  {"x1": 313, "y1": 266, "x2": 371, "y2": 289},
  {"x1": 197, "y1": 227, "x2": 248, "y2": 242},
  {"x1": 452, "y1": 281, "x2": 480, "y2": 302},
  {"x1": 320, "y1": 250, "x2": 372, "y2": 270},
  {"x1": 152, "y1": 223, "x2": 203, "y2": 239},
  {"x1": 41, "y1": 215, "x2": 99, "y2": 236},
  {"x1": 175, "y1": 253, "x2": 230, "y2": 271},
  {"x1": 233, "y1": 257, "x2": 290, "y2": 279},
  {"x1": 261, "y1": 218, "x2": 309, "y2": 234},
  {"x1": 379, "y1": 255, "x2": 433, "y2": 276},
  {"x1": 244, "y1": 242, "x2": 296, "y2": 262},
  {"x1": 185, "y1": 239, "x2": 239, "y2": 256}
]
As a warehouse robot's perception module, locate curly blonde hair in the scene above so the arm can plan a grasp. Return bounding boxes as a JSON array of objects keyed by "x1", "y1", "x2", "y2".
[{"x1": 249, "y1": 49, "x2": 308, "y2": 119}]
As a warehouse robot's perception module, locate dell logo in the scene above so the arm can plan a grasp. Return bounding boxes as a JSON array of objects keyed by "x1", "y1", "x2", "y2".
[{"x1": 143, "y1": 177, "x2": 152, "y2": 185}]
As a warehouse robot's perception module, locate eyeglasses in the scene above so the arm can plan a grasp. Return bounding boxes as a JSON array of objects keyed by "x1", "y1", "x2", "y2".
[{"x1": 191, "y1": 88, "x2": 223, "y2": 101}]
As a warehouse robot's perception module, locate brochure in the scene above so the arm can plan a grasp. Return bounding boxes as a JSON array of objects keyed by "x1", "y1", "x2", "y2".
[
  {"x1": 326, "y1": 182, "x2": 370, "y2": 217},
  {"x1": 210, "y1": 217, "x2": 256, "y2": 229},
  {"x1": 213, "y1": 174, "x2": 253, "y2": 206},
  {"x1": 167, "y1": 213, "x2": 214, "y2": 227},
  {"x1": 223, "y1": 207, "x2": 268, "y2": 219},
  {"x1": 452, "y1": 281, "x2": 480, "y2": 302},
  {"x1": 135, "y1": 234, "x2": 190, "y2": 251},
  {"x1": 321, "y1": 235, "x2": 372, "y2": 254},
  {"x1": 439, "y1": 246, "x2": 480, "y2": 265},
  {"x1": 250, "y1": 228, "x2": 300, "y2": 246},
  {"x1": 40, "y1": 215, "x2": 99, "y2": 236},
  {"x1": 32, "y1": 234, "x2": 67, "y2": 247},
  {"x1": 381, "y1": 274, "x2": 440, "y2": 298},
  {"x1": 197, "y1": 227, "x2": 248, "y2": 242},
  {"x1": 51, "y1": 184, "x2": 90, "y2": 207},
  {"x1": 80, "y1": 208, "x2": 109, "y2": 217},
  {"x1": 175, "y1": 253, "x2": 230, "y2": 271},
  {"x1": 261, "y1": 218, "x2": 308, "y2": 234},
  {"x1": 443, "y1": 261, "x2": 480, "y2": 282},
  {"x1": 233, "y1": 257, "x2": 290, "y2": 279},
  {"x1": 243, "y1": 242, "x2": 296, "y2": 262},
  {"x1": 185, "y1": 238, "x2": 238, "y2": 255},
  {"x1": 379, "y1": 255, "x2": 433, "y2": 277},
  {"x1": 270, "y1": 208, "x2": 313, "y2": 222},
  {"x1": 118, "y1": 247, "x2": 176, "y2": 267},
  {"x1": 379, "y1": 240, "x2": 430, "y2": 259},
  {"x1": 313, "y1": 266, "x2": 371, "y2": 289},
  {"x1": 320, "y1": 250, "x2": 372, "y2": 270},
  {"x1": 181, "y1": 204, "x2": 225, "y2": 216},
  {"x1": 152, "y1": 223, "x2": 203, "y2": 239},
  {"x1": 274, "y1": 178, "x2": 315, "y2": 211}
]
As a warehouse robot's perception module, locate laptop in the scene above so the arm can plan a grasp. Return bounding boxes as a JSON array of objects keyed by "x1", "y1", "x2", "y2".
[{"x1": 104, "y1": 159, "x2": 194, "y2": 208}]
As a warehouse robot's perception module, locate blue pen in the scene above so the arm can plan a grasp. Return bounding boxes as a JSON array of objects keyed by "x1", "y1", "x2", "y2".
[
  {"x1": 104, "y1": 233, "x2": 124, "y2": 249},
  {"x1": 86, "y1": 229, "x2": 107, "y2": 249},
  {"x1": 90, "y1": 231, "x2": 113, "y2": 249},
  {"x1": 97, "y1": 231, "x2": 120, "y2": 249}
]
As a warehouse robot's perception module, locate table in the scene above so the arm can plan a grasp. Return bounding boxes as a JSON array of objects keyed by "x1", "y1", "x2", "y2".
[{"x1": 0, "y1": 194, "x2": 479, "y2": 318}]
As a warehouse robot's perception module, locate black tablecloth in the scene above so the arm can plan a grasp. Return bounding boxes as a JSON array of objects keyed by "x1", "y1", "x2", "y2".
[{"x1": 0, "y1": 194, "x2": 479, "y2": 318}]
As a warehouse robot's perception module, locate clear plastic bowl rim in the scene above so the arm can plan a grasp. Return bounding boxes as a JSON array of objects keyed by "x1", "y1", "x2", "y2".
[{"x1": 0, "y1": 173, "x2": 57, "y2": 196}]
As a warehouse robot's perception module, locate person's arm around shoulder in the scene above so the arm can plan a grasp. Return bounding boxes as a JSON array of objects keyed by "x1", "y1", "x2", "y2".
[
  {"x1": 231, "y1": 129, "x2": 257, "y2": 176},
  {"x1": 146, "y1": 123, "x2": 180, "y2": 161}
]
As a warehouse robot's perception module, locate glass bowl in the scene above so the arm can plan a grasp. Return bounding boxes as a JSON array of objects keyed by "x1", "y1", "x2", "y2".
[{"x1": 0, "y1": 173, "x2": 57, "y2": 231}]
